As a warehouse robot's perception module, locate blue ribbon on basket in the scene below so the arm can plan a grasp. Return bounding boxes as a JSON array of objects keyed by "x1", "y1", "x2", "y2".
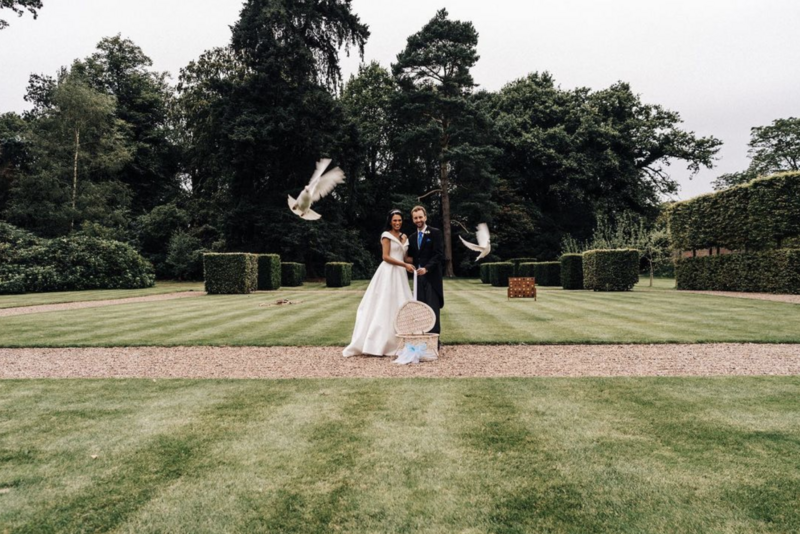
[{"x1": 393, "y1": 341, "x2": 436, "y2": 365}]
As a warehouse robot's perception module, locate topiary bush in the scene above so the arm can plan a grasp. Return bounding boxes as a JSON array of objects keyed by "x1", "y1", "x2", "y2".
[
  {"x1": 479, "y1": 263, "x2": 491, "y2": 284},
  {"x1": 486, "y1": 262, "x2": 513, "y2": 287},
  {"x1": 257, "y1": 254, "x2": 281, "y2": 290},
  {"x1": 0, "y1": 223, "x2": 155, "y2": 294},
  {"x1": 560, "y1": 254, "x2": 584, "y2": 290},
  {"x1": 583, "y1": 249, "x2": 640, "y2": 291},
  {"x1": 667, "y1": 171, "x2": 800, "y2": 251},
  {"x1": 509, "y1": 257, "x2": 537, "y2": 276},
  {"x1": 533, "y1": 262, "x2": 561, "y2": 287},
  {"x1": 676, "y1": 249, "x2": 800, "y2": 293},
  {"x1": 203, "y1": 253, "x2": 257, "y2": 294},
  {"x1": 281, "y1": 262, "x2": 305, "y2": 287},
  {"x1": 325, "y1": 262, "x2": 353, "y2": 287}
]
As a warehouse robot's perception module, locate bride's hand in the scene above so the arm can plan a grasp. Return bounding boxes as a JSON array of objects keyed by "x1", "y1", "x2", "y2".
[{"x1": 404, "y1": 263, "x2": 416, "y2": 273}]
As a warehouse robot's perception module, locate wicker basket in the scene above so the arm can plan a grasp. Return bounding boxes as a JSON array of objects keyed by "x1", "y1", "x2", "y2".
[{"x1": 394, "y1": 300, "x2": 439, "y2": 357}]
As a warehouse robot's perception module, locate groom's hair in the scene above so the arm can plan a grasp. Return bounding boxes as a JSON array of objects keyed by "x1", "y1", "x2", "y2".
[{"x1": 411, "y1": 205, "x2": 427, "y2": 217}]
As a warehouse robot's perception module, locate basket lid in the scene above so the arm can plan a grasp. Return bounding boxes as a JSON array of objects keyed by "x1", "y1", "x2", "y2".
[{"x1": 394, "y1": 300, "x2": 436, "y2": 334}]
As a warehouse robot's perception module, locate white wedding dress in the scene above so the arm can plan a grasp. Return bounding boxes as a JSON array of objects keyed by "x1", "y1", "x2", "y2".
[{"x1": 343, "y1": 232, "x2": 412, "y2": 357}]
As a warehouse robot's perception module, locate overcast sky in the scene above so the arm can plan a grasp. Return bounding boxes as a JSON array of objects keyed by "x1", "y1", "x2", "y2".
[{"x1": 1, "y1": 0, "x2": 798, "y2": 199}]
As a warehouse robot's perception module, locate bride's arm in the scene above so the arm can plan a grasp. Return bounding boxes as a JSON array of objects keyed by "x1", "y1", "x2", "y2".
[{"x1": 382, "y1": 238, "x2": 415, "y2": 273}]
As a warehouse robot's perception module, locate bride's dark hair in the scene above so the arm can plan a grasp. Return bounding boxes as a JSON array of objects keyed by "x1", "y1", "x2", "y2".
[{"x1": 384, "y1": 209, "x2": 404, "y2": 231}]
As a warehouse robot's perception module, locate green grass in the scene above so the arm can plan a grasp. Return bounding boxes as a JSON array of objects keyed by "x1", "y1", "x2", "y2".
[
  {"x1": 1, "y1": 278, "x2": 799, "y2": 347},
  {"x1": 1, "y1": 378, "x2": 799, "y2": 533},
  {"x1": 0, "y1": 281, "x2": 205, "y2": 309}
]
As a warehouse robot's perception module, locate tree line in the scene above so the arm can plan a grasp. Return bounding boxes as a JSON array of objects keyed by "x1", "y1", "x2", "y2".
[{"x1": 0, "y1": 1, "x2": 738, "y2": 279}]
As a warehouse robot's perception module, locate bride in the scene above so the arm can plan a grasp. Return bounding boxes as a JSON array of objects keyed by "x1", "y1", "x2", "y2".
[{"x1": 343, "y1": 209, "x2": 415, "y2": 357}]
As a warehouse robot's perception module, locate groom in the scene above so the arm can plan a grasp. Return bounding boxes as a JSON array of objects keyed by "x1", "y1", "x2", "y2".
[{"x1": 406, "y1": 205, "x2": 444, "y2": 341}]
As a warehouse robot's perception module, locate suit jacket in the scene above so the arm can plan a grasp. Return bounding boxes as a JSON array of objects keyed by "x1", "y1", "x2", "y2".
[{"x1": 408, "y1": 226, "x2": 444, "y2": 308}]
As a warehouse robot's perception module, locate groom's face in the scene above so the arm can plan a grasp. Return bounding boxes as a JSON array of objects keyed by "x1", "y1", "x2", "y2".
[{"x1": 412, "y1": 210, "x2": 426, "y2": 229}]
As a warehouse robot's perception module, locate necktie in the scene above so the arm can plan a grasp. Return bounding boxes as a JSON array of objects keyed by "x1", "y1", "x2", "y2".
[{"x1": 417, "y1": 231, "x2": 423, "y2": 249}]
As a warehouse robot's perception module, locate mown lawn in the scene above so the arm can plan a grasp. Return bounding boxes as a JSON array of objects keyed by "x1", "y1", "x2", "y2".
[
  {"x1": 0, "y1": 281, "x2": 205, "y2": 309},
  {"x1": 1, "y1": 278, "x2": 798, "y2": 346},
  {"x1": 1, "y1": 378, "x2": 799, "y2": 533}
]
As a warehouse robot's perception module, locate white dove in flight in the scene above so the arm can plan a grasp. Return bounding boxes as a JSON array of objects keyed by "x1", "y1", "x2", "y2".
[
  {"x1": 287, "y1": 158, "x2": 345, "y2": 220},
  {"x1": 459, "y1": 223, "x2": 491, "y2": 261}
]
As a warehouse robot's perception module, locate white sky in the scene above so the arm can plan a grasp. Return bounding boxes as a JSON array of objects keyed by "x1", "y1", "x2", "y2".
[{"x1": 1, "y1": 0, "x2": 798, "y2": 200}]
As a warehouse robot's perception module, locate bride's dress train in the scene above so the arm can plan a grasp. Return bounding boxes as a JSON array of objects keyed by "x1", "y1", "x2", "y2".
[{"x1": 343, "y1": 232, "x2": 412, "y2": 357}]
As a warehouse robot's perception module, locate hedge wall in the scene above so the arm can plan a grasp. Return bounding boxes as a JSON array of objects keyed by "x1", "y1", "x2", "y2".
[
  {"x1": 203, "y1": 253, "x2": 257, "y2": 294},
  {"x1": 560, "y1": 254, "x2": 584, "y2": 290},
  {"x1": 667, "y1": 171, "x2": 800, "y2": 251},
  {"x1": 0, "y1": 223, "x2": 155, "y2": 295},
  {"x1": 257, "y1": 254, "x2": 281, "y2": 290},
  {"x1": 281, "y1": 262, "x2": 305, "y2": 287},
  {"x1": 509, "y1": 257, "x2": 537, "y2": 276},
  {"x1": 479, "y1": 263, "x2": 491, "y2": 284},
  {"x1": 326, "y1": 262, "x2": 353, "y2": 287},
  {"x1": 676, "y1": 249, "x2": 800, "y2": 294},
  {"x1": 583, "y1": 249, "x2": 639, "y2": 291},
  {"x1": 535, "y1": 262, "x2": 561, "y2": 286},
  {"x1": 486, "y1": 262, "x2": 513, "y2": 287}
]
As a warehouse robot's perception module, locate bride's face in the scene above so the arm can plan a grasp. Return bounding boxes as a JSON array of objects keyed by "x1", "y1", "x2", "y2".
[{"x1": 391, "y1": 214, "x2": 403, "y2": 231}]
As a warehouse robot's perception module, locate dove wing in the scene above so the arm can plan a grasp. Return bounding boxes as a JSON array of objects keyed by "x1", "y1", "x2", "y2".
[
  {"x1": 459, "y1": 235, "x2": 484, "y2": 252},
  {"x1": 310, "y1": 166, "x2": 345, "y2": 202},
  {"x1": 476, "y1": 223, "x2": 491, "y2": 248},
  {"x1": 307, "y1": 158, "x2": 332, "y2": 190}
]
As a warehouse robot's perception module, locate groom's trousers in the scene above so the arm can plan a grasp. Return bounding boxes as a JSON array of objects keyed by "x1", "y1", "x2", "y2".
[{"x1": 417, "y1": 276, "x2": 441, "y2": 336}]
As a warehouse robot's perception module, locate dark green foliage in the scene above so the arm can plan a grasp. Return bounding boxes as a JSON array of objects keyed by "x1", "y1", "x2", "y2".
[
  {"x1": 509, "y1": 257, "x2": 537, "y2": 276},
  {"x1": 486, "y1": 73, "x2": 721, "y2": 260},
  {"x1": 166, "y1": 232, "x2": 204, "y2": 281},
  {"x1": 281, "y1": 262, "x2": 305, "y2": 287},
  {"x1": 560, "y1": 254, "x2": 584, "y2": 290},
  {"x1": 257, "y1": 254, "x2": 281, "y2": 291},
  {"x1": 532, "y1": 262, "x2": 561, "y2": 287},
  {"x1": 668, "y1": 171, "x2": 800, "y2": 251},
  {"x1": 479, "y1": 263, "x2": 491, "y2": 284},
  {"x1": 203, "y1": 253, "x2": 257, "y2": 294},
  {"x1": 325, "y1": 262, "x2": 353, "y2": 287},
  {"x1": 583, "y1": 249, "x2": 640, "y2": 291},
  {"x1": 0, "y1": 222, "x2": 154, "y2": 294},
  {"x1": 676, "y1": 250, "x2": 800, "y2": 294},
  {"x1": 486, "y1": 262, "x2": 513, "y2": 287}
]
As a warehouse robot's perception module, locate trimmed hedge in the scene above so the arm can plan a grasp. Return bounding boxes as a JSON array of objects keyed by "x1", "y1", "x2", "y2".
[
  {"x1": 0, "y1": 223, "x2": 155, "y2": 294},
  {"x1": 479, "y1": 263, "x2": 491, "y2": 284},
  {"x1": 676, "y1": 249, "x2": 800, "y2": 294},
  {"x1": 486, "y1": 262, "x2": 513, "y2": 287},
  {"x1": 257, "y1": 254, "x2": 281, "y2": 290},
  {"x1": 509, "y1": 257, "x2": 537, "y2": 276},
  {"x1": 325, "y1": 262, "x2": 353, "y2": 287},
  {"x1": 203, "y1": 253, "x2": 257, "y2": 294},
  {"x1": 281, "y1": 262, "x2": 305, "y2": 287},
  {"x1": 583, "y1": 249, "x2": 640, "y2": 291},
  {"x1": 560, "y1": 254, "x2": 584, "y2": 290},
  {"x1": 667, "y1": 171, "x2": 800, "y2": 251},
  {"x1": 534, "y1": 262, "x2": 561, "y2": 287}
]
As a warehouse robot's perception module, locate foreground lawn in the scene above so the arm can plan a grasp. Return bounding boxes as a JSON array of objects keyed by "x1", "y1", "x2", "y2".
[
  {"x1": 1, "y1": 378, "x2": 799, "y2": 533},
  {"x1": 1, "y1": 279, "x2": 799, "y2": 346},
  {"x1": 0, "y1": 281, "x2": 205, "y2": 309}
]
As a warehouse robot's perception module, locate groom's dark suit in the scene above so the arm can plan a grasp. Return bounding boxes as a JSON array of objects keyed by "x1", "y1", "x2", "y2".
[{"x1": 408, "y1": 225, "x2": 444, "y2": 336}]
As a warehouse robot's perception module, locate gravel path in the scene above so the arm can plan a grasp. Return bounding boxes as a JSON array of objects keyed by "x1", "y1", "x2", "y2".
[
  {"x1": 2, "y1": 344, "x2": 799, "y2": 379},
  {"x1": 0, "y1": 292, "x2": 205, "y2": 317},
  {"x1": 681, "y1": 290, "x2": 800, "y2": 304}
]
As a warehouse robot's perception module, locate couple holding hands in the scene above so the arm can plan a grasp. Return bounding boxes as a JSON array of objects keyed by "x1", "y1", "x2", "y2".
[{"x1": 343, "y1": 205, "x2": 444, "y2": 358}]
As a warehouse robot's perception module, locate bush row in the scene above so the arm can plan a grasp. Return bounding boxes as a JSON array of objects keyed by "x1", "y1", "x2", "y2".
[
  {"x1": 203, "y1": 253, "x2": 258, "y2": 294},
  {"x1": 483, "y1": 262, "x2": 514, "y2": 287},
  {"x1": 325, "y1": 262, "x2": 353, "y2": 287},
  {"x1": 509, "y1": 257, "x2": 537, "y2": 276},
  {"x1": 0, "y1": 223, "x2": 155, "y2": 295},
  {"x1": 281, "y1": 262, "x2": 305, "y2": 287},
  {"x1": 583, "y1": 249, "x2": 639, "y2": 291},
  {"x1": 675, "y1": 249, "x2": 800, "y2": 294},
  {"x1": 667, "y1": 171, "x2": 800, "y2": 251},
  {"x1": 560, "y1": 254, "x2": 584, "y2": 290}
]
